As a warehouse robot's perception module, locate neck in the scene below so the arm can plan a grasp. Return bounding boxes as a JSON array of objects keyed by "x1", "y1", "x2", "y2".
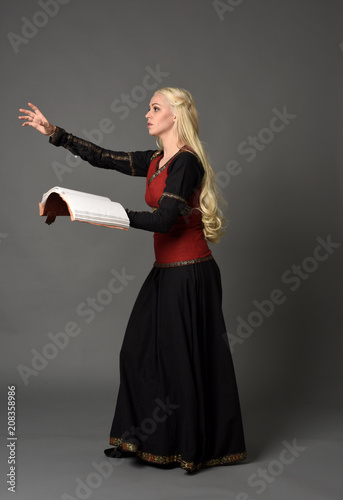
[{"x1": 160, "y1": 134, "x2": 184, "y2": 161}]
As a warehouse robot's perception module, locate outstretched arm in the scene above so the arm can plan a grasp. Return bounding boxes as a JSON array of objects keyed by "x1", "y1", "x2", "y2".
[
  {"x1": 19, "y1": 103, "x2": 154, "y2": 177},
  {"x1": 48, "y1": 126, "x2": 154, "y2": 177}
]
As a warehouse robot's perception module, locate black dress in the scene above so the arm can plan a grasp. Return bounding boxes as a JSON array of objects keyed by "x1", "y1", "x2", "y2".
[{"x1": 49, "y1": 128, "x2": 247, "y2": 472}]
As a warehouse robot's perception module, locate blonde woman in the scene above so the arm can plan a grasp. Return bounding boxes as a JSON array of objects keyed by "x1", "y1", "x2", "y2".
[{"x1": 19, "y1": 87, "x2": 246, "y2": 472}]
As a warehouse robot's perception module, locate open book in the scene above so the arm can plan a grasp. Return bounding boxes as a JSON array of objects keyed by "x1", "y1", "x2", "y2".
[{"x1": 39, "y1": 186, "x2": 129, "y2": 230}]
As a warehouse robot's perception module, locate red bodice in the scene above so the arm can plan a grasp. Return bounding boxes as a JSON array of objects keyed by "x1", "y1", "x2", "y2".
[{"x1": 145, "y1": 154, "x2": 212, "y2": 266}]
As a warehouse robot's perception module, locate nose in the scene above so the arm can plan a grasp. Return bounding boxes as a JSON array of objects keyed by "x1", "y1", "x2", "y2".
[{"x1": 146, "y1": 109, "x2": 151, "y2": 119}]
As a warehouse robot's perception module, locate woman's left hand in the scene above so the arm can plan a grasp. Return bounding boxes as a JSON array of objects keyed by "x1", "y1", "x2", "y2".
[{"x1": 18, "y1": 103, "x2": 56, "y2": 136}]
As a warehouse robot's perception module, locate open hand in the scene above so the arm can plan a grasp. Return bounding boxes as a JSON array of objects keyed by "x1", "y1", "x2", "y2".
[{"x1": 18, "y1": 103, "x2": 56, "y2": 136}]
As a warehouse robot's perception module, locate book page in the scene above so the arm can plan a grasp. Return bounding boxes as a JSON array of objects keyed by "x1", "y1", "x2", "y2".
[
  {"x1": 40, "y1": 186, "x2": 110, "y2": 206},
  {"x1": 39, "y1": 186, "x2": 129, "y2": 229}
]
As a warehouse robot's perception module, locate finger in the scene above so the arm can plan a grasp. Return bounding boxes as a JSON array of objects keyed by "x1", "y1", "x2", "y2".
[
  {"x1": 28, "y1": 102, "x2": 39, "y2": 111},
  {"x1": 19, "y1": 108, "x2": 35, "y2": 117},
  {"x1": 22, "y1": 121, "x2": 41, "y2": 129},
  {"x1": 18, "y1": 115, "x2": 35, "y2": 122}
]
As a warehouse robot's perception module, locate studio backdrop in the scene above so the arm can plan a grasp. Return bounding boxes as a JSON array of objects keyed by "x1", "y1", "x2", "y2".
[{"x1": 0, "y1": 0, "x2": 342, "y2": 497}]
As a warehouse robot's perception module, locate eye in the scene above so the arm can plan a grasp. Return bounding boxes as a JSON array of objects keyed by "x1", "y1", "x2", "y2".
[{"x1": 147, "y1": 106, "x2": 160, "y2": 113}]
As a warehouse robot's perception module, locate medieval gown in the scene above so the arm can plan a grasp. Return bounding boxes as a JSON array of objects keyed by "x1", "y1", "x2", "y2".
[{"x1": 49, "y1": 127, "x2": 247, "y2": 472}]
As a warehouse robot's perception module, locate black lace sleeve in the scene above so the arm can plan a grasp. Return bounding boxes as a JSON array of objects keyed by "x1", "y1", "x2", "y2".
[
  {"x1": 49, "y1": 126, "x2": 156, "y2": 177},
  {"x1": 126, "y1": 151, "x2": 204, "y2": 233}
]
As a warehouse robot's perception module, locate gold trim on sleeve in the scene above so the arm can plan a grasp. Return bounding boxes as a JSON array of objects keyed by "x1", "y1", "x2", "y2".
[
  {"x1": 159, "y1": 192, "x2": 188, "y2": 205},
  {"x1": 102, "y1": 151, "x2": 135, "y2": 175}
]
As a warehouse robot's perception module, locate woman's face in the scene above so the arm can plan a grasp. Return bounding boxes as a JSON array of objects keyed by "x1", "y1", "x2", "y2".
[{"x1": 145, "y1": 93, "x2": 176, "y2": 138}]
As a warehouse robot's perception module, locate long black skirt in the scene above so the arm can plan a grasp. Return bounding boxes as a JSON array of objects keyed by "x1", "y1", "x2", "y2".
[{"x1": 108, "y1": 258, "x2": 246, "y2": 472}]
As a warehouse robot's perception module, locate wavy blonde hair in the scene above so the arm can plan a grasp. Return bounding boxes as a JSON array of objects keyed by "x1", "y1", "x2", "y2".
[{"x1": 154, "y1": 87, "x2": 226, "y2": 243}]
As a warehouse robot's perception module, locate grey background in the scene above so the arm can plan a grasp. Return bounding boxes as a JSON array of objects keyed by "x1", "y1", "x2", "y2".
[{"x1": 1, "y1": 0, "x2": 342, "y2": 499}]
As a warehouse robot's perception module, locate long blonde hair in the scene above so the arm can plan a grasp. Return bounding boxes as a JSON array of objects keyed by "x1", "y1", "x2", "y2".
[{"x1": 155, "y1": 87, "x2": 226, "y2": 243}]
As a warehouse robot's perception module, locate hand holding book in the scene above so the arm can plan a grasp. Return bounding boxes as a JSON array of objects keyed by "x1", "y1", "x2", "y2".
[{"x1": 39, "y1": 187, "x2": 129, "y2": 230}]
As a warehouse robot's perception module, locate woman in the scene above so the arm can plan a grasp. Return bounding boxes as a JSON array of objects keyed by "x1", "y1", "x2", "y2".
[{"x1": 19, "y1": 87, "x2": 246, "y2": 473}]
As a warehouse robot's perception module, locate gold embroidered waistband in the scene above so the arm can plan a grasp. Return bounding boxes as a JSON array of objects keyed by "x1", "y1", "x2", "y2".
[{"x1": 153, "y1": 255, "x2": 213, "y2": 268}]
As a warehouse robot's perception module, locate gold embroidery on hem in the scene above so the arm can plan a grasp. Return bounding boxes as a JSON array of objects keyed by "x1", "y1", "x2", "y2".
[
  {"x1": 109, "y1": 437, "x2": 246, "y2": 472},
  {"x1": 153, "y1": 255, "x2": 213, "y2": 268}
]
